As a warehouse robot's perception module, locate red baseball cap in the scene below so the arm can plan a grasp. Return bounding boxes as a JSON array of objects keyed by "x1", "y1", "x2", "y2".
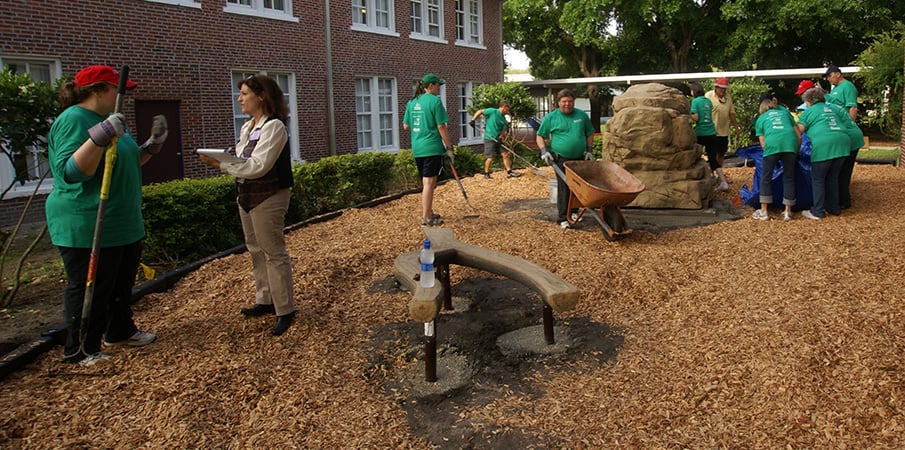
[
  {"x1": 715, "y1": 77, "x2": 730, "y2": 88},
  {"x1": 795, "y1": 79, "x2": 815, "y2": 95},
  {"x1": 74, "y1": 65, "x2": 137, "y2": 90}
]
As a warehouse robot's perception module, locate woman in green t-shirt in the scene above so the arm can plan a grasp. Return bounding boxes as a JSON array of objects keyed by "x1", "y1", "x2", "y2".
[
  {"x1": 795, "y1": 87, "x2": 852, "y2": 220},
  {"x1": 403, "y1": 73, "x2": 453, "y2": 227},
  {"x1": 46, "y1": 65, "x2": 164, "y2": 365},
  {"x1": 753, "y1": 96, "x2": 801, "y2": 221}
]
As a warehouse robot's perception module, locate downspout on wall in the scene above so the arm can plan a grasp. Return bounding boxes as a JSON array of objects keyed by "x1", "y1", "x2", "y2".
[{"x1": 325, "y1": 0, "x2": 337, "y2": 155}]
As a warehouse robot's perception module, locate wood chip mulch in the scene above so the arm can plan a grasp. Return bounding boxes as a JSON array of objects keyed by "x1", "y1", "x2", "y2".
[{"x1": 1, "y1": 164, "x2": 904, "y2": 448}]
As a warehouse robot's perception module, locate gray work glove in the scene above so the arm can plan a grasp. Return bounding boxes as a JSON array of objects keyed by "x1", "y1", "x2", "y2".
[
  {"x1": 445, "y1": 146, "x2": 454, "y2": 163},
  {"x1": 540, "y1": 147, "x2": 554, "y2": 165},
  {"x1": 87, "y1": 113, "x2": 126, "y2": 147},
  {"x1": 141, "y1": 115, "x2": 169, "y2": 154},
  {"x1": 585, "y1": 145, "x2": 593, "y2": 160}
]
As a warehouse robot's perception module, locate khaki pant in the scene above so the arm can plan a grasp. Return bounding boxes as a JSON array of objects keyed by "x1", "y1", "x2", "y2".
[{"x1": 238, "y1": 188, "x2": 295, "y2": 316}]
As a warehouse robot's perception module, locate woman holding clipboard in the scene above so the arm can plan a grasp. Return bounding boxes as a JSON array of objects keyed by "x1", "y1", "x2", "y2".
[{"x1": 199, "y1": 74, "x2": 296, "y2": 336}]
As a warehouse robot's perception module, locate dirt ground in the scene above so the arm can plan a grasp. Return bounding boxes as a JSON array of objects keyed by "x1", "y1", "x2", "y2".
[{"x1": 1, "y1": 160, "x2": 904, "y2": 448}]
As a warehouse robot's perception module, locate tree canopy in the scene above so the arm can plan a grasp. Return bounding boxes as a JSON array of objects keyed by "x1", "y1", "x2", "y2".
[{"x1": 504, "y1": 0, "x2": 905, "y2": 74}]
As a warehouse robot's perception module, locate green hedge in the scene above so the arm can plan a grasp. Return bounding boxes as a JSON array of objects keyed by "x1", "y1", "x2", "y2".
[{"x1": 140, "y1": 147, "x2": 483, "y2": 269}]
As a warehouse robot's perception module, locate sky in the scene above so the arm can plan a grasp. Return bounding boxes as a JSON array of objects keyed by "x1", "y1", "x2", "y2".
[{"x1": 504, "y1": 46, "x2": 530, "y2": 71}]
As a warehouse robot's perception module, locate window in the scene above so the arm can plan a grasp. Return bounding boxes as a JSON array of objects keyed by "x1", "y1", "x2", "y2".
[
  {"x1": 355, "y1": 77, "x2": 398, "y2": 152},
  {"x1": 455, "y1": 0, "x2": 483, "y2": 47},
  {"x1": 352, "y1": 0, "x2": 396, "y2": 35},
  {"x1": 143, "y1": 0, "x2": 201, "y2": 8},
  {"x1": 457, "y1": 81, "x2": 482, "y2": 144},
  {"x1": 224, "y1": 0, "x2": 297, "y2": 22},
  {"x1": 410, "y1": 0, "x2": 443, "y2": 41},
  {"x1": 230, "y1": 71, "x2": 300, "y2": 162},
  {"x1": 0, "y1": 57, "x2": 61, "y2": 197}
]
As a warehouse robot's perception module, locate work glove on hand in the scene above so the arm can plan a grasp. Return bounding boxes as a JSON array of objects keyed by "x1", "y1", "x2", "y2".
[
  {"x1": 469, "y1": 120, "x2": 476, "y2": 129},
  {"x1": 585, "y1": 145, "x2": 593, "y2": 160},
  {"x1": 141, "y1": 115, "x2": 169, "y2": 155},
  {"x1": 445, "y1": 147, "x2": 454, "y2": 163},
  {"x1": 87, "y1": 113, "x2": 126, "y2": 147},
  {"x1": 540, "y1": 147, "x2": 555, "y2": 166}
]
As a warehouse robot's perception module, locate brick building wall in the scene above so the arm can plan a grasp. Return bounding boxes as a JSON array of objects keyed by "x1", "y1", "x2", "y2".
[{"x1": 0, "y1": 0, "x2": 505, "y2": 228}]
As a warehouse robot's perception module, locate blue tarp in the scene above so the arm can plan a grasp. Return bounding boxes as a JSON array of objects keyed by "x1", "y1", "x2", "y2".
[{"x1": 736, "y1": 135, "x2": 814, "y2": 211}]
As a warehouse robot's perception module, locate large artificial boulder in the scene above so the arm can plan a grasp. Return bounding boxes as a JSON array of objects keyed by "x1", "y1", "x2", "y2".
[{"x1": 603, "y1": 83, "x2": 712, "y2": 209}]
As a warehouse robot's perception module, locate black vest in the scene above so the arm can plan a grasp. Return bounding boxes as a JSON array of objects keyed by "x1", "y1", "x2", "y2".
[{"x1": 236, "y1": 117, "x2": 293, "y2": 212}]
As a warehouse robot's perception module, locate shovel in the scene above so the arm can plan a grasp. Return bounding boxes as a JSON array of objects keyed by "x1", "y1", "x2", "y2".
[{"x1": 80, "y1": 65, "x2": 130, "y2": 356}]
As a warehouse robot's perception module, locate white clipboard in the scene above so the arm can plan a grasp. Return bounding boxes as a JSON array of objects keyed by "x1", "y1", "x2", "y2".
[{"x1": 196, "y1": 148, "x2": 246, "y2": 164}]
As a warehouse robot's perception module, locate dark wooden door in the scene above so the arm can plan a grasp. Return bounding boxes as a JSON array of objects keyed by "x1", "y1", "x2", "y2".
[{"x1": 135, "y1": 100, "x2": 183, "y2": 185}]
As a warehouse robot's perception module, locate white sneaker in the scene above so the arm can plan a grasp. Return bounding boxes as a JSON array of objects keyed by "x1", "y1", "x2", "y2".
[
  {"x1": 104, "y1": 330, "x2": 157, "y2": 347},
  {"x1": 751, "y1": 209, "x2": 769, "y2": 221},
  {"x1": 559, "y1": 221, "x2": 571, "y2": 229},
  {"x1": 79, "y1": 352, "x2": 111, "y2": 366},
  {"x1": 782, "y1": 211, "x2": 793, "y2": 221},
  {"x1": 801, "y1": 210, "x2": 821, "y2": 220}
]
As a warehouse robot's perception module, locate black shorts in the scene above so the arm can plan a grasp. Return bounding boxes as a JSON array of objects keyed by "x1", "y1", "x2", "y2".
[{"x1": 416, "y1": 155, "x2": 444, "y2": 178}]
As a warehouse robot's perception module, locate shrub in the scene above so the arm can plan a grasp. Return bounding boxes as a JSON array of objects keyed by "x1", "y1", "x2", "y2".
[{"x1": 141, "y1": 175, "x2": 241, "y2": 266}]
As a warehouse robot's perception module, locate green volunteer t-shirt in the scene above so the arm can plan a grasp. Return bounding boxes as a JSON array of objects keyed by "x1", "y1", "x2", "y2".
[
  {"x1": 482, "y1": 107, "x2": 508, "y2": 141},
  {"x1": 403, "y1": 93, "x2": 448, "y2": 158},
  {"x1": 45, "y1": 105, "x2": 145, "y2": 248},
  {"x1": 826, "y1": 79, "x2": 858, "y2": 111},
  {"x1": 755, "y1": 108, "x2": 798, "y2": 157},
  {"x1": 828, "y1": 103, "x2": 865, "y2": 151},
  {"x1": 797, "y1": 102, "x2": 852, "y2": 163},
  {"x1": 536, "y1": 108, "x2": 595, "y2": 159},
  {"x1": 690, "y1": 96, "x2": 716, "y2": 137}
]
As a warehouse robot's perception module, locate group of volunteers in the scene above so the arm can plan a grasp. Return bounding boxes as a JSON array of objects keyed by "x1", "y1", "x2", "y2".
[
  {"x1": 48, "y1": 65, "x2": 861, "y2": 365},
  {"x1": 47, "y1": 66, "x2": 296, "y2": 366},
  {"x1": 690, "y1": 67, "x2": 862, "y2": 222},
  {"x1": 405, "y1": 74, "x2": 595, "y2": 231}
]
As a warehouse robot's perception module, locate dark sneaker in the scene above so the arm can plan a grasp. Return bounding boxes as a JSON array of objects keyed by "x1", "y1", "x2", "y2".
[
  {"x1": 506, "y1": 171, "x2": 521, "y2": 178},
  {"x1": 241, "y1": 303, "x2": 276, "y2": 317},
  {"x1": 483, "y1": 172, "x2": 492, "y2": 179}
]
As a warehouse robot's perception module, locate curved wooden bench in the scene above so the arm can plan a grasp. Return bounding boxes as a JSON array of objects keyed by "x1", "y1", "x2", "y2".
[{"x1": 393, "y1": 228, "x2": 580, "y2": 381}]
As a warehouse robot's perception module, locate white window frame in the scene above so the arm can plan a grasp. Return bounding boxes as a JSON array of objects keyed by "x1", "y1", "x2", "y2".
[
  {"x1": 355, "y1": 76, "x2": 399, "y2": 153},
  {"x1": 455, "y1": 0, "x2": 484, "y2": 48},
  {"x1": 0, "y1": 56, "x2": 62, "y2": 198},
  {"x1": 224, "y1": 0, "x2": 298, "y2": 22},
  {"x1": 142, "y1": 0, "x2": 201, "y2": 8},
  {"x1": 230, "y1": 70, "x2": 301, "y2": 163},
  {"x1": 457, "y1": 81, "x2": 482, "y2": 145},
  {"x1": 409, "y1": 0, "x2": 445, "y2": 43},
  {"x1": 351, "y1": 0, "x2": 398, "y2": 36}
]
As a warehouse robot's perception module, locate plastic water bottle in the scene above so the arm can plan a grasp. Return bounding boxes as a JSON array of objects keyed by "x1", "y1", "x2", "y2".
[{"x1": 420, "y1": 240, "x2": 435, "y2": 288}]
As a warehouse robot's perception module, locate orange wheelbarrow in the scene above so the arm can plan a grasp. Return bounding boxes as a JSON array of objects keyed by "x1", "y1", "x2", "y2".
[{"x1": 551, "y1": 160, "x2": 646, "y2": 241}]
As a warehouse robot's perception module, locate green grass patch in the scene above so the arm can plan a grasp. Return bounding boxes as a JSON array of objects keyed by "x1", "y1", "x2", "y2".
[{"x1": 857, "y1": 147, "x2": 900, "y2": 163}]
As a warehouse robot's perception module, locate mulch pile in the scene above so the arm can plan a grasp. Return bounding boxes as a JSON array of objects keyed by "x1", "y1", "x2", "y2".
[{"x1": 1, "y1": 163, "x2": 904, "y2": 448}]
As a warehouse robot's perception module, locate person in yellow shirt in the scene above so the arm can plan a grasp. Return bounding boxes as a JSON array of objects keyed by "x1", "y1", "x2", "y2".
[{"x1": 705, "y1": 77, "x2": 741, "y2": 190}]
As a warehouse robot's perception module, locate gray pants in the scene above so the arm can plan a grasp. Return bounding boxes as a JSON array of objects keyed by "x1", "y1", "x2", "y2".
[{"x1": 238, "y1": 188, "x2": 296, "y2": 316}]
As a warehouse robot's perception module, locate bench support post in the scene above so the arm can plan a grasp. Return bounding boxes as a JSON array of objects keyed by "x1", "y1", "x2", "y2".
[
  {"x1": 438, "y1": 264, "x2": 452, "y2": 311},
  {"x1": 543, "y1": 303, "x2": 555, "y2": 345},
  {"x1": 424, "y1": 320, "x2": 437, "y2": 382}
]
